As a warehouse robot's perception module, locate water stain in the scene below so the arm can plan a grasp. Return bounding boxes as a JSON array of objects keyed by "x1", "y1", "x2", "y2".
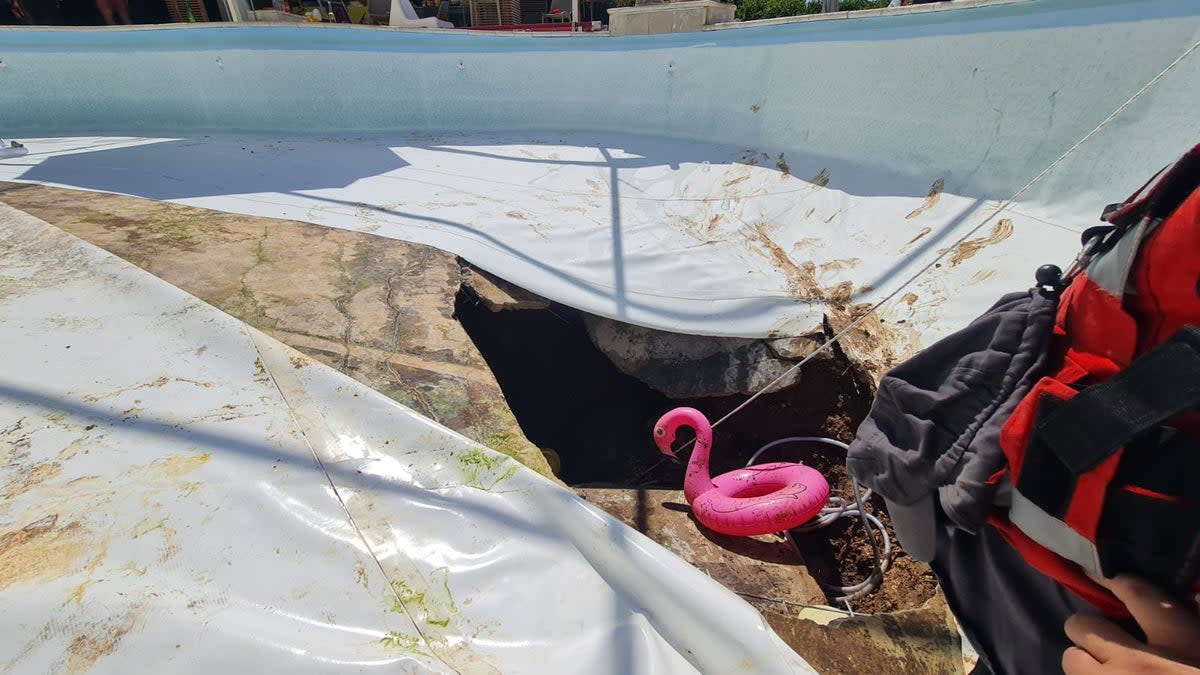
[
  {"x1": 743, "y1": 227, "x2": 855, "y2": 304},
  {"x1": 527, "y1": 222, "x2": 549, "y2": 241},
  {"x1": 2, "y1": 461, "x2": 63, "y2": 500},
  {"x1": 902, "y1": 292, "x2": 919, "y2": 306},
  {"x1": 744, "y1": 224, "x2": 821, "y2": 300},
  {"x1": 0, "y1": 439, "x2": 31, "y2": 469},
  {"x1": 149, "y1": 452, "x2": 211, "y2": 479},
  {"x1": 0, "y1": 515, "x2": 90, "y2": 593},
  {"x1": 131, "y1": 516, "x2": 179, "y2": 565},
  {"x1": 969, "y1": 269, "x2": 998, "y2": 285},
  {"x1": 902, "y1": 227, "x2": 933, "y2": 251},
  {"x1": 669, "y1": 214, "x2": 721, "y2": 245},
  {"x1": 65, "y1": 611, "x2": 141, "y2": 673},
  {"x1": 825, "y1": 281, "x2": 855, "y2": 305},
  {"x1": 723, "y1": 173, "x2": 750, "y2": 188},
  {"x1": 83, "y1": 376, "x2": 212, "y2": 403},
  {"x1": 819, "y1": 258, "x2": 861, "y2": 273},
  {"x1": 57, "y1": 441, "x2": 88, "y2": 462},
  {"x1": 905, "y1": 179, "x2": 945, "y2": 220},
  {"x1": 941, "y1": 219, "x2": 1014, "y2": 266},
  {"x1": 66, "y1": 537, "x2": 110, "y2": 607}
]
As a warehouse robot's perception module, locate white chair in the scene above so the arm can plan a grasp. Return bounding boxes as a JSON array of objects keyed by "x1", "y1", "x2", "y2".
[{"x1": 387, "y1": 0, "x2": 453, "y2": 27}]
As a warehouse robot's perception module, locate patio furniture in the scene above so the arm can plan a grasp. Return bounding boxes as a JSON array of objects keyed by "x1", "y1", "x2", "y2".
[
  {"x1": 541, "y1": 0, "x2": 569, "y2": 22},
  {"x1": 389, "y1": 0, "x2": 453, "y2": 25}
]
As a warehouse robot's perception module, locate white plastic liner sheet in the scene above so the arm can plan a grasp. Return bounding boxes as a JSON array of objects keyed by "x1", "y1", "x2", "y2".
[
  {"x1": 0, "y1": 132, "x2": 1088, "y2": 342},
  {"x1": 0, "y1": 0, "x2": 1197, "y2": 343},
  {"x1": 0, "y1": 204, "x2": 814, "y2": 674}
]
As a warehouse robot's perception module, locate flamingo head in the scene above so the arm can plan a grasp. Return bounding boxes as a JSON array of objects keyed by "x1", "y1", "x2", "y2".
[
  {"x1": 652, "y1": 407, "x2": 709, "y2": 460},
  {"x1": 652, "y1": 421, "x2": 677, "y2": 459}
]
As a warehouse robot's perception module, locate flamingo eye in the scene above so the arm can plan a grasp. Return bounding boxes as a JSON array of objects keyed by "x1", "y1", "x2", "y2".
[{"x1": 654, "y1": 428, "x2": 664, "y2": 437}]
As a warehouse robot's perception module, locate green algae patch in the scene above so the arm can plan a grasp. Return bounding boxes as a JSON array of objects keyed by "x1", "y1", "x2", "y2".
[
  {"x1": 389, "y1": 579, "x2": 426, "y2": 613},
  {"x1": 458, "y1": 447, "x2": 519, "y2": 490},
  {"x1": 379, "y1": 631, "x2": 423, "y2": 653}
]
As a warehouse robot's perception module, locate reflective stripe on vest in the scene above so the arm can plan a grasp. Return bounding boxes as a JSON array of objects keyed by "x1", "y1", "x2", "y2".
[{"x1": 1009, "y1": 484, "x2": 1103, "y2": 576}]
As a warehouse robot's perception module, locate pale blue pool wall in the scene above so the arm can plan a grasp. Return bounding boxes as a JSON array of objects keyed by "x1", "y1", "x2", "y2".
[{"x1": 1, "y1": 0, "x2": 1198, "y2": 204}]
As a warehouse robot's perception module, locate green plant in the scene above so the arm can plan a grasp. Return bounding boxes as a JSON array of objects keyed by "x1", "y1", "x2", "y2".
[
  {"x1": 734, "y1": 0, "x2": 889, "y2": 20},
  {"x1": 838, "y1": 0, "x2": 891, "y2": 10},
  {"x1": 735, "y1": 0, "x2": 818, "y2": 21}
]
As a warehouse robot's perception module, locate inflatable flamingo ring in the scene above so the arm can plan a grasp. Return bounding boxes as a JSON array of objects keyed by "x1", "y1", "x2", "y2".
[{"x1": 652, "y1": 407, "x2": 830, "y2": 537}]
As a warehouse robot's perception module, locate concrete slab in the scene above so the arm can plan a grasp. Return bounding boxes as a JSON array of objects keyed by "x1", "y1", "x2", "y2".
[
  {"x1": 463, "y1": 263, "x2": 551, "y2": 311},
  {"x1": 0, "y1": 182, "x2": 555, "y2": 479},
  {"x1": 576, "y1": 487, "x2": 828, "y2": 607},
  {"x1": 760, "y1": 592, "x2": 967, "y2": 675},
  {"x1": 608, "y1": 0, "x2": 735, "y2": 35}
]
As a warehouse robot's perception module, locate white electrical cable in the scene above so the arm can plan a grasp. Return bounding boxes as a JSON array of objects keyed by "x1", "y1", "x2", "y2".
[{"x1": 747, "y1": 436, "x2": 891, "y2": 604}]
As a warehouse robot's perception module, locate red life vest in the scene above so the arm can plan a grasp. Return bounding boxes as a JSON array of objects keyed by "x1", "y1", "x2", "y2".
[{"x1": 994, "y1": 143, "x2": 1200, "y2": 615}]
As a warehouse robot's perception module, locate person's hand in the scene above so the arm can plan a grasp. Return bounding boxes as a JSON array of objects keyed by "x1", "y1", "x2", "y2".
[{"x1": 1063, "y1": 574, "x2": 1200, "y2": 674}]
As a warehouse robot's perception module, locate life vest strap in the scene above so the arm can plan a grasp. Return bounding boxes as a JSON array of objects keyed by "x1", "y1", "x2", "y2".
[{"x1": 1036, "y1": 325, "x2": 1200, "y2": 476}]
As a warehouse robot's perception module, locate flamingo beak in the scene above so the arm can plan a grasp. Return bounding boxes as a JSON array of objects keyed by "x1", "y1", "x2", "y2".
[{"x1": 653, "y1": 426, "x2": 678, "y2": 460}]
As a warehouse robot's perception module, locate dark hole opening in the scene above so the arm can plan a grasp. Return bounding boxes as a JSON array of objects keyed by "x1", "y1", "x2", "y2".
[
  {"x1": 453, "y1": 284, "x2": 876, "y2": 489},
  {"x1": 454, "y1": 280, "x2": 938, "y2": 612}
]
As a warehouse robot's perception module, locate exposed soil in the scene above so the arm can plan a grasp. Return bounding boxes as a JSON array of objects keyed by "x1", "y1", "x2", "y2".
[
  {"x1": 693, "y1": 399, "x2": 937, "y2": 614},
  {"x1": 791, "y1": 489, "x2": 939, "y2": 614},
  {"x1": 455, "y1": 286, "x2": 937, "y2": 612}
]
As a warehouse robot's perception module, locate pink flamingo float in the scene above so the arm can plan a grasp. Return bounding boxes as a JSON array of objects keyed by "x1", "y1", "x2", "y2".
[{"x1": 652, "y1": 407, "x2": 830, "y2": 537}]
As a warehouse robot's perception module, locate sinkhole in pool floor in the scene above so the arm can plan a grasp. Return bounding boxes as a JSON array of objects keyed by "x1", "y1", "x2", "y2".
[
  {"x1": 453, "y1": 284, "x2": 877, "y2": 489},
  {"x1": 455, "y1": 280, "x2": 942, "y2": 612}
]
